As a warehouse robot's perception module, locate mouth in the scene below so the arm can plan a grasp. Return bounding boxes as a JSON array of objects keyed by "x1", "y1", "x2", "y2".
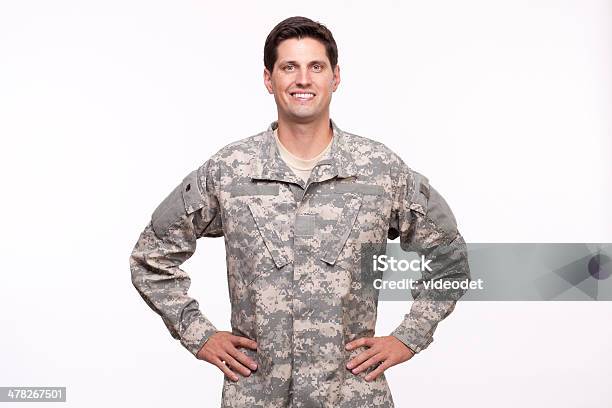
[{"x1": 289, "y1": 92, "x2": 315, "y2": 101}]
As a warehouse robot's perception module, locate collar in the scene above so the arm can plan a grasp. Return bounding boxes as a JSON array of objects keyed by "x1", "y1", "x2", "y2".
[{"x1": 250, "y1": 118, "x2": 358, "y2": 187}]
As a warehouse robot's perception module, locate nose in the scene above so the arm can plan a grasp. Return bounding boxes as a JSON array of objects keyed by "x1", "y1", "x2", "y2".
[{"x1": 295, "y1": 67, "x2": 311, "y2": 86}]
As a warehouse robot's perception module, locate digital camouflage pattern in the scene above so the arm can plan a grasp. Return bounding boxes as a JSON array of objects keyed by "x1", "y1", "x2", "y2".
[{"x1": 129, "y1": 119, "x2": 471, "y2": 407}]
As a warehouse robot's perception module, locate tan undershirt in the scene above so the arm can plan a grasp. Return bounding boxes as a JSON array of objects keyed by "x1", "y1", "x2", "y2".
[{"x1": 274, "y1": 128, "x2": 333, "y2": 183}]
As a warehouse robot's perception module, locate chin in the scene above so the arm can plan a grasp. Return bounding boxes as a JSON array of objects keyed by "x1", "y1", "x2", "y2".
[
  {"x1": 290, "y1": 107, "x2": 319, "y2": 117},
  {"x1": 289, "y1": 113, "x2": 319, "y2": 122}
]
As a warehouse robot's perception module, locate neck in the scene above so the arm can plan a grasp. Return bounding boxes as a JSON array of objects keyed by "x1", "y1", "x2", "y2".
[{"x1": 276, "y1": 113, "x2": 333, "y2": 160}]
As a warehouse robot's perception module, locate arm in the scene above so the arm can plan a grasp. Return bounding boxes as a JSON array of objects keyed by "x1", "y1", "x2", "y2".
[
  {"x1": 387, "y1": 159, "x2": 471, "y2": 354},
  {"x1": 346, "y1": 158, "x2": 471, "y2": 381},
  {"x1": 129, "y1": 159, "x2": 223, "y2": 357}
]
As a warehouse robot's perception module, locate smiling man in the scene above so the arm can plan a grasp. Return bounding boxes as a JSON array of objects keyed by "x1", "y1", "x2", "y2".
[{"x1": 130, "y1": 16, "x2": 470, "y2": 408}]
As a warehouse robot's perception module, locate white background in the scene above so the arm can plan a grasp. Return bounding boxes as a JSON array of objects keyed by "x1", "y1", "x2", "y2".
[{"x1": 1, "y1": 1, "x2": 611, "y2": 407}]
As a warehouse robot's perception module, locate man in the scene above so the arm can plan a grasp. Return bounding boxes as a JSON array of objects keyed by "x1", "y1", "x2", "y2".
[{"x1": 130, "y1": 16, "x2": 470, "y2": 408}]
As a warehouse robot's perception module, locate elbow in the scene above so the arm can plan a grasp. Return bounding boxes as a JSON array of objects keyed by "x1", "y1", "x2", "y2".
[{"x1": 129, "y1": 250, "x2": 146, "y2": 292}]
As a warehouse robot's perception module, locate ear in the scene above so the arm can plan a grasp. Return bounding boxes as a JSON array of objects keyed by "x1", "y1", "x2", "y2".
[
  {"x1": 263, "y1": 68, "x2": 274, "y2": 94},
  {"x1": 332, "y1": 64, "x2": 341, "y2": 92}
]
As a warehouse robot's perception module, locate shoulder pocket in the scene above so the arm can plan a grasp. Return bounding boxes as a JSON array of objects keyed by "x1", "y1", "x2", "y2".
[
  {"x1": 407, "y1": 173, "x2": 458, "y2": 237},
  {"x1": 425, "y1": 185, "x2": 457, "y2": 237},
  {"x1": 182, "y1": 168, "x2": 207, "y2": 213},
  {"x1": 408, "y1": 173, "x2": 430, "y2": 216},
  {"x1": 151, "y1": 168, "x2": 206, "y2": 238}
]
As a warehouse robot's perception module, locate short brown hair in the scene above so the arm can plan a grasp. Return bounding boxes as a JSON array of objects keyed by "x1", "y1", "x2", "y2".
[{"x1": 264, "y1": 16, "x2": 338, "y2": 73}]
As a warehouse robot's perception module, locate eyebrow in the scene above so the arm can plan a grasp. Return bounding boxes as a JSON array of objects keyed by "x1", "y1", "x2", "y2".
[{"x1": 279, "y1": 60, "x2": 328, "y2": 66}]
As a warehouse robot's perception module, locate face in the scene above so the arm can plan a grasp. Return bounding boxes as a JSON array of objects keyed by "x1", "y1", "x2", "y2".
[{"x1": 264, "y1": 37, "x2": 340, "y2": 124}]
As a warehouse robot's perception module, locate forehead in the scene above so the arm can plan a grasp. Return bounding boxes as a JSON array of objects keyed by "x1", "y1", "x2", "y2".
[{"x1": 275, "y1": 37, "x2": 329, "y2": 64}]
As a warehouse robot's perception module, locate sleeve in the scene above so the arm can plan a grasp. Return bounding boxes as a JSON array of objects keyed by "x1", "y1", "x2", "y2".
[
  {"x1": 387, "y1": 158, "x2": 471, "y2": 354},
  {"x1": 129, "y1": 158, "x2": 224, "y2": 357}
]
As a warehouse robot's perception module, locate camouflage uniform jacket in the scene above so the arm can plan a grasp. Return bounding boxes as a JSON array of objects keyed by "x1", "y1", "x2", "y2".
[{"x1": 129, "y1": 119, "x2": 471, "y2": 408}]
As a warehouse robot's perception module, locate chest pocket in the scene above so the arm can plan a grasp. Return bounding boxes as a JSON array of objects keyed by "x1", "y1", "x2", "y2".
[
  {"x1": 319, "y1": 192, "x2": 363, "y2": 266},
  {"x1": 225, "y1": 182, "x2": 290, "y2": 286},
  {"x1": 317, "y1": 182, "x2": 384, "y2": 266},
  {"x1": 247, "y1": 196, "x2": 292, "y2": 270}
]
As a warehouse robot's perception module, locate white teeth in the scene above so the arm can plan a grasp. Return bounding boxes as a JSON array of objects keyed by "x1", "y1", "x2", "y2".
[{"x1": 292, "y1": 93, "x2": 314, "y2": 99}]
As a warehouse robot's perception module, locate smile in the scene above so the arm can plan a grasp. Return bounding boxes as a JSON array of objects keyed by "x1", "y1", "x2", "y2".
[{"x1": 290, "y1": 92, "x2": 315, "y2": 100}]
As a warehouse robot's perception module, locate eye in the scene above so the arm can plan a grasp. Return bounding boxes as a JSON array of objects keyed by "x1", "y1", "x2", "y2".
[
  {"x1": 284, "y1": 64, "x2": 295, "y2": 72},
  {"x1": 312, "y1": 64, "x2": 322, "y2": 72}
]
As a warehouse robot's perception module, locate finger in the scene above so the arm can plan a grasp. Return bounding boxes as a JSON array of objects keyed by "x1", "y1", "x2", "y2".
[
  {"x1": 346, "y1": 347, "x2": 377, "y2": 370},
  {"x1": 228, "y1": 347, "x2": 258, "y2": 371},
  {"x1": 221, "y1": 352, "x2": 251, "y2": 377},
  {"x1": 351, "y1": 352, "x2": 385, "y2": 374},
  {"x1": 213, "y1": 358, "x2": 239, "y2": 382},
  {"x1": 365, "y1": 360, "x2": 392, "y2": 382},
  {"x1": 233, "y1": 336, "x2": 258, "y2": 350},
  {"x1": 345, "y1": 337, "x2": 374, "y2": 350}
]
